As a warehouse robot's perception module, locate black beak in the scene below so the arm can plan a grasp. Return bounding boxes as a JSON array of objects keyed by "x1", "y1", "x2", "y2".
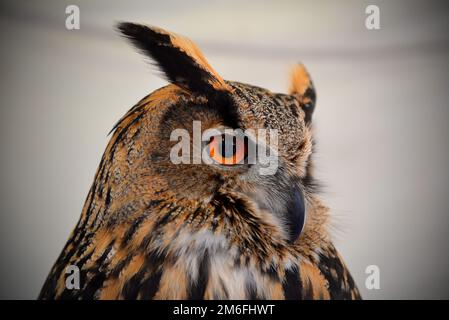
[
  {"x1": 284, "y1": 184, "x2": 306, "y2": 243},
  {"x1": 245, "y1": 170, "x2": 306, "y2": 243}
]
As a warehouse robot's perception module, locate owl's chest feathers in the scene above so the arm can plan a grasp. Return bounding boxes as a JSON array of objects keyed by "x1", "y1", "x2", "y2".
[
  {"x1": 65, "y1": 195, "x2": 331, "y2": 299},
  {"x1": 155, "y1": 229, "x2": 300, "y2": 299}
]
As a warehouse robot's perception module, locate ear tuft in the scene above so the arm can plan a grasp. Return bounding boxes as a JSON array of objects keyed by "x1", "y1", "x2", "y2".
[
  {"x1": 117, "y1": 22, "x2": 231, "y2": 94},
  {"x1": 289, "y1": 64, "x2": 316, "y2": 124}
]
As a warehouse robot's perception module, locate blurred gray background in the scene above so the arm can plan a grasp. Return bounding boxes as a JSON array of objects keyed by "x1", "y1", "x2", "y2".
[{"x1": 1, "y1": 0, "x2": 448, "y2": 299}]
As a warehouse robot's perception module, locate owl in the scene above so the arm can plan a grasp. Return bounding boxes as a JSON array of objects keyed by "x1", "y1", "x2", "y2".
[{"x1": 39, "y1": 22, "x2": 360, "y2": 300}]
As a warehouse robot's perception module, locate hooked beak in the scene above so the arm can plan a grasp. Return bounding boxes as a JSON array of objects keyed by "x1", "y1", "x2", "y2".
[
  {"x1": 285, "y1": 184, "x2": 306, "y2": 243},
  {"x1": 244, "y1": 174, "x2": 306, "y2": 243}
]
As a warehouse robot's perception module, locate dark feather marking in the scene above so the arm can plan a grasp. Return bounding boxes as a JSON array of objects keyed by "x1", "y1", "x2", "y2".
[
  {"x1": 302, "y1": 276, "x2": 315, "y2": 300},
  {"x1": 118, "y1": 22, "x2": 241, "y2": 129},
  {"x1": 108, "y1": 112, "x2": 146, "y2": 163},
  {"x1": 188, "y1": 251, "x2": 209, "y2": 299},
  {"x1": 264, "y1": 263, "x2": 281, "y2": 281},
  {"x1": 58, "y1": 251, "x2": 97, "y2": 300},
  {"x1": 289, "y1": 103, "x2": 299, "y2": 118},
  {"x1": 76, "y1": 271, "x2": 107, "y2": 300},
  {"x1": 92, "y1": 242, "x2": 115, "y2": 272},
  {"x1": 317, "y1": 245, "x2": 360, "y2": 300},
  {"x1": 302, "y1": 86, "x2": 316, "y2": 124},
  {"x1": 122, "y1": 268, "x2": 147, "y2": 300},
  {"x1": 110, "y1": 254, "x2": 134, "y2": 278},
  {"x1": 155, "y1": 204, "x2": 178, "y2": 227},
  {"x1": 137, "y1": 250, "x2": 167, "y2": 299},
  {"x1": 104, "y1": 187, "x2": 112, "y2": 209},
  {"x1": 138, "y1": 270, "x2": 163, "y2": 300},
  {"x1": 211, "y1": 206, "x2": 221, "y2": 231},
  {"x1": 122, "y1": 200, "x2": 163, "y2": 245},
  {"x1": 282, "y1": 267, "x2": 303, "y2": 300},
  {"x1": 75, "y1": 249, "x2": 94, "y2": 271},
  {"x1": 117, "y1": 22, "x2": 219, "y2": 95},
  {"x1": 208, "y1": 91, "x2": 241, "y2": 130}
]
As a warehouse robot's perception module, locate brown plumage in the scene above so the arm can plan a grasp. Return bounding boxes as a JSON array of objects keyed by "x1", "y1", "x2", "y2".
[{"x1": 39, "y1": 22, "x2": 360, "y2": 300}]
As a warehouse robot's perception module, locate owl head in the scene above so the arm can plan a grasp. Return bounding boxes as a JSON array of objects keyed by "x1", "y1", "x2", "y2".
[{"x1": 110, "y1": 22, "x2": 318, "y2": 251}]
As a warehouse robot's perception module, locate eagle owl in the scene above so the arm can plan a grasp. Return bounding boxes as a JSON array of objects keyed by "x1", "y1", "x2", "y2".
[{"x1": 39, "y1": 22, "x2": 360, "y2": 300}]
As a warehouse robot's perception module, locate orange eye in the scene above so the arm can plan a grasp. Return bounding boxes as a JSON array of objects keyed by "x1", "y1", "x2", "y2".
[{"x1": 209, "y1": 134, "x2": 247, "y2": 165}]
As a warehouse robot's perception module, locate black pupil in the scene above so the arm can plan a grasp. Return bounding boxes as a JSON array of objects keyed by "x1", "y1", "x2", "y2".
[{"x1": 220, "y1": 135, "x2": 236, "y2": 158}]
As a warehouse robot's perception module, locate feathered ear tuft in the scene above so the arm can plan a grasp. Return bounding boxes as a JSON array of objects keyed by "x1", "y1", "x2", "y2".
[
  {"x1": 117, "y1": 22, "x2": 231, "y2": 94},
  {"x1": 289, "y1": 64, "x2": 316, "y2": 124}
]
